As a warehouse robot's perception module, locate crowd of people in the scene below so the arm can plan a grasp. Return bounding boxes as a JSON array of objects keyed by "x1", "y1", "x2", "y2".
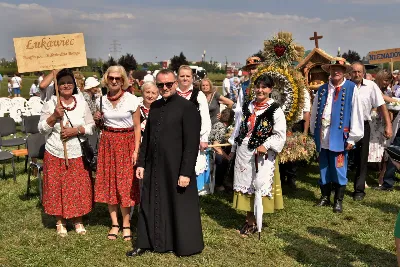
[{"x1": 28, "y1": 55, "x2": 400, "y2": 259}]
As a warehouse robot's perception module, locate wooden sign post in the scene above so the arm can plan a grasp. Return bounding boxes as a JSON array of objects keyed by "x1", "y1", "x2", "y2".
[{"x1": 14, "y1": 33, "x2": 88, "y2": 167}]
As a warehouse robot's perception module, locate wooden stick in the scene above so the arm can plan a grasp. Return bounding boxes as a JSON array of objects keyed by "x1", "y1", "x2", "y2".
[
  {"x1": 53, "y1": 70, "x2": 69, "y2": 167},
  {"x1": 207, "y1": 143, "x2": 232, "y2": 148}
]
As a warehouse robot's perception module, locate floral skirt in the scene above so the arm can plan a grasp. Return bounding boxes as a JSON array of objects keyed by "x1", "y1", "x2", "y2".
[
  {"x1": 94, "y1": 130, "x2": 139, "y2": 207},
  {"x1": 42, "y1": 151, "x2": 92, "y2": 219}
]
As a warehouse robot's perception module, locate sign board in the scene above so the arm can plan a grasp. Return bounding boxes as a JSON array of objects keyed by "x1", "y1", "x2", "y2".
[
  {"x1": 13, "y1": 33, "x2": 87, "y2": 73},
  {"x1": 368, "y1": 48, "x2": 400, "y2": 64}
]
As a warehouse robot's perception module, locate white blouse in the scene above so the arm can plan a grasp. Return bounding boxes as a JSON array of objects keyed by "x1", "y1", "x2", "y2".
[
  {"x1": 96, "y1": 92, "x2": 139, "y2": 128},
  {"x1": 177, "y1": 86, "x2": 211, "y2": 142},
  {"x1": 229, "y1": 99, "x2": 287, "y2": 153},
  {"x1": 38, "y1": 95, "x2": 95, "y2": 159}
]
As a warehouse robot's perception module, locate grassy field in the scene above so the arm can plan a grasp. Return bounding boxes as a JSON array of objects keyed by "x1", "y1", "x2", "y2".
[{"x1": 0, "y1": 144, "x2": 399, "y2": 267}]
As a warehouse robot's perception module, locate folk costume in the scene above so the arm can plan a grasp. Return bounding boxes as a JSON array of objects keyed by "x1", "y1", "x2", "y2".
[
  {"x1": 230, "y1": 98, "x2": 286, "y2": 233},
  {"x1": 134, "y1": 93, "x2": 204, "y2": 256},
  {"x1": 177, "y1": 85, "x2": 212, "y2": 194},
  {"x1": 94, "y1": 92, "x2": 140, "y2": 207},
  {"x1": 310, "y1": 59, "x2": 364, "y2": 212},
  {"x1": 39, "y1": 94, "x2": 95, "y2": 219}
]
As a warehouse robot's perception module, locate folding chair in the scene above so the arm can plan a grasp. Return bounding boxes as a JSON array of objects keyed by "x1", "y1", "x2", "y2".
[
  {"x1": 26, "y1": 133, "x2": 45, "y2": 201},
  {"x1": 22, "y1": 115, "x2": 41, "y2": 172},
  {"x1": 0, "y1": 117, "x2": 26, "y2": 148},
  {"x1": 0, "y1": 137, "x2": 16, "y2": 182}
]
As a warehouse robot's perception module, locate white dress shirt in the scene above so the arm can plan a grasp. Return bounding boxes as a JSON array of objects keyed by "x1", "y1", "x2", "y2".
[
  {"x1": 310, "y1": 79, "x2": 364, "y2": 148},
  {"x1": 356, "y1": 78, "x2": 385, "y2": 121},
  {"x1": 177, "y1": 86, "x2": 211, "y2": 142}
]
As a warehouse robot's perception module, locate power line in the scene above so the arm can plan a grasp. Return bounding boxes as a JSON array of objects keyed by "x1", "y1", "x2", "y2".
[{"x1": 109, "y1": 40, "x2": 122, "y2": 59}]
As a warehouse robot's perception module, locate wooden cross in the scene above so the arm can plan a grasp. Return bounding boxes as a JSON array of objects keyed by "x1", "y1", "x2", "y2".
[{"x1": 309, "y1": 31, "x2": 323, "y2": 48}]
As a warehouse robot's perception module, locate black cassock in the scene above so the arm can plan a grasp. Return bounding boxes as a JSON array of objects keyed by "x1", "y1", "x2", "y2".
[{"x1": 136, "y1": 93, "x2": 204, "y2": 256}]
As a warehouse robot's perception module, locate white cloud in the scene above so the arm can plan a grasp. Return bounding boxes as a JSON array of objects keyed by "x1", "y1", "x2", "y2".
[
  {"x1": 235, "y1": 12, "x2": 321, "y2": 23},
  {"x1": 0, "y1": 2, "x2": 48, "y2": 11},
  {"x1": 328, "y1": 17, "x2": 356, "y2": 24},
  {"x1": 80, "y1": 12, "x2": 135, "y2": 21}
]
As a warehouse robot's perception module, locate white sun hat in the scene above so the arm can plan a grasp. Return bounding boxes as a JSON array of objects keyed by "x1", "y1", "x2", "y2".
[{"x1": 84, "y1": 77, "x2": 100, "y2": 90}]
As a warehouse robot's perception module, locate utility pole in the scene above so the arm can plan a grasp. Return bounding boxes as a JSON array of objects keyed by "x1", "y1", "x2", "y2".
[{"x1": 109, "y1": 40, "x2": 122, "y2": 60}]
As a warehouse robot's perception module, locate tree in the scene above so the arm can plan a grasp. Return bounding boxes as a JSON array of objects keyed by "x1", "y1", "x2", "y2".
[
  {"x1": 118, "y1": 53, "x2": 137, "y2": 72},
  {"x1": 252, "y1": 49, "x2": 266, "y2": 62},
  {"x1": 169, "y1": 52, "x2": 189, "y2": 72},
  {"x1": 102, "y1": 56, "x2": 117, "y2": 74},
  {"x1": 342, "y1": 50, "x2": 361, "y2": 63}
]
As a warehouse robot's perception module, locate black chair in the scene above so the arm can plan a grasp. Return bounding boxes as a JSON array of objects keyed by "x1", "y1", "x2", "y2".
[
  {"x1": 0, "y1": 117, "x2": 26, "y2": 148},
  {"x1": 0, "y1": 137, "x2": 16, "y2": 182},
  {"x1": 23, "y1": 115, "x2": 40, "y2": 135},
  {"x1": 26, "y1": 133, "x2": 45, "y2": 201},
  {"x1": 22, "y1": 115, "x2": 41, "y2": 172}
]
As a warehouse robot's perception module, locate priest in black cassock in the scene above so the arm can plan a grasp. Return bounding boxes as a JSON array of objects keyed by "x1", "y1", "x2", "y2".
[{"x1": 127, "y1": 69, "x2": 204, "y2": 257}]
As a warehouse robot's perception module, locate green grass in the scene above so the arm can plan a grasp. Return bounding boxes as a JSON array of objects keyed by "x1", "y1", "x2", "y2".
[{"x1": 0, "y1": 151, "x2": 398, "y2": 266}]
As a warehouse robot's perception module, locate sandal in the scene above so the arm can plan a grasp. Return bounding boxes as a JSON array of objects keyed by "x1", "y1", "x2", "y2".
[
  {"x1": 238, "y1": 222, "x2": 249, "y2": 235},
  {"x1": 56, "y1": 223, "x2": 68, "y2": 237},
  {"x1": 241, "y1": 223, "x2": 257, "y2": 237},
  {"x1": 107, "y1": 225, "x2": 119, "y2": 240},
  {"x1": 74, "y1": 223, "x2": 87, "y2": 235},
  {"x1": 122, "y1": 226, "x2": 133, "y2": 241}
]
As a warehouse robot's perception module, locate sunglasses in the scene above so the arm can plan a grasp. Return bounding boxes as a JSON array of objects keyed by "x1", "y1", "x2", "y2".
[
  {"x1": 156, "y1": 81, "x2": 175, "y2": 89},
  {"x1": 59, "y1": 81, "x2": 74, "y2": 87},
  {"x1": 108, "y1": 76, "x2": 122, "y2": 82}
]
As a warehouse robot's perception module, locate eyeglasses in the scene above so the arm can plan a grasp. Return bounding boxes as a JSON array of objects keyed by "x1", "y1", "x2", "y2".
[
  {"x1": 108, "y1": 76, "x2": 122, "y2": 82},
  {"x1": 156, "y1": 81, "x2": 175, "y2": 89},
  {"x1": 59, "y1": 81, "x2": 74, "y2": 87}
]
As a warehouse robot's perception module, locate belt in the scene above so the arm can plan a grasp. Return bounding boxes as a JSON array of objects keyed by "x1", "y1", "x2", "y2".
[{"x1": 103, "y1": 126, "x2": 134, "y2": 133}]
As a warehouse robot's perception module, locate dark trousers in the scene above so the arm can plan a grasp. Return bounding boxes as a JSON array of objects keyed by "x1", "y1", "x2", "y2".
[
  {"x1": 382, "y1": 127, "x2": 400, "y2": 188},
  {"x1": 353, "y1": 121, "x2": 370, "y2": 196},
  {"x1": 214, "y1": 154, "x2": 229, "y2": 187}
]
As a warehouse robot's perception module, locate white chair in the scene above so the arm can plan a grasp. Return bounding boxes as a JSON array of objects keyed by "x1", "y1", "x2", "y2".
[
  {"x1": 26, "y1": 99, "x2": 43, "y2": 116},
  {"x1": 9, "y1": 106, "x2": 24, "y2": 124},
  {"x1": 11, "y1": 97, "x2": 27, "y2": 110},
  {"x1": 0, "y1": 98, "x2": 12, "y2": 113}
]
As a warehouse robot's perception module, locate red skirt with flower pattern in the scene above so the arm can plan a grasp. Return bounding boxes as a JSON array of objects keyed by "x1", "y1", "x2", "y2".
[
  {"x1": 42, "y1": 151, "x2": 93, "y2": 219},
  {"x1": 94, "y1": 130, "x2": 139, "y2": 207}
]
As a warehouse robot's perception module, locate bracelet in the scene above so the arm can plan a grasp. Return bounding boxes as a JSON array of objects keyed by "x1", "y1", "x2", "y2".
[{"x1": 77, "y1": 127, "x2": 81, "y2": 135}]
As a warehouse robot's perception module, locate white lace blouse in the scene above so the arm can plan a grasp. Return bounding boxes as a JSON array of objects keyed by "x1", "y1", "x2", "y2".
[
  {"x1": 96, "y1": 93, "x2": 139, "y2": 128},
  {"x1": 38, "y1": 95, "x2": 95, "y2": 159}
]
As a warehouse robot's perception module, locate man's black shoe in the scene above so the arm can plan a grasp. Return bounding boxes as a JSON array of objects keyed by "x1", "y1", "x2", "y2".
[
  {"x1": 353, "y1": 195, "x2": 364, "y2": 201},
  {"x1": 126, "y1": 248, "x2": 147, "y2": 257},
  {"x1": 373, "y1": 186, "x2": 393, "y2": 191},
  {"x1": 314, "y1": 196, "x2": 330, "y2": 207}
]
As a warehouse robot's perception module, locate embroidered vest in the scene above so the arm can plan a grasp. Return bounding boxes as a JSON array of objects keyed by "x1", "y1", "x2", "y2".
[
  {"x1": 313, "y1": 80, "x2": 355, "y2": 152},
  {"x1": 235, "y1": 100, "x2": 279, "y2": 150}
]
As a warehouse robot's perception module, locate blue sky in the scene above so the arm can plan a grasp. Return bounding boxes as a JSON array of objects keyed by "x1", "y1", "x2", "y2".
[{"x1": 1, "y1": 0, "x2": 399, "y2": 65}]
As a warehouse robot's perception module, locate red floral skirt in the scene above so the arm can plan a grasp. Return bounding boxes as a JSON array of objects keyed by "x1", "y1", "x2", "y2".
[
  {"x1": 42, "y1": 151, "x2": 93, "y2": 219},
  {"x1": 94, "y1": 130, "x2": 139, "y2": 207}
]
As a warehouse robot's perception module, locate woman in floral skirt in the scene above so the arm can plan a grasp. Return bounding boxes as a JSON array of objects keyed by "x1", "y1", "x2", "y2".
[
  {"x1": 94, "y1": 66, "x2": 141, "y2": 241},
  {"x1": 38, "y1": 68, "x2": 95, "y2": 237}
]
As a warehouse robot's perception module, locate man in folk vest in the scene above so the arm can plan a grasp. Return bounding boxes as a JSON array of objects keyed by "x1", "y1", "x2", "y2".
[{"x1": 310, "y1": 58, "x2": 364, "y2": 213}]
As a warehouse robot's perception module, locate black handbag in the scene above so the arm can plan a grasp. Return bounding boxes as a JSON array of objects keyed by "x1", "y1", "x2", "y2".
[{"x1": 64, "y1": 111, "x2": 98, "y2": 172}]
